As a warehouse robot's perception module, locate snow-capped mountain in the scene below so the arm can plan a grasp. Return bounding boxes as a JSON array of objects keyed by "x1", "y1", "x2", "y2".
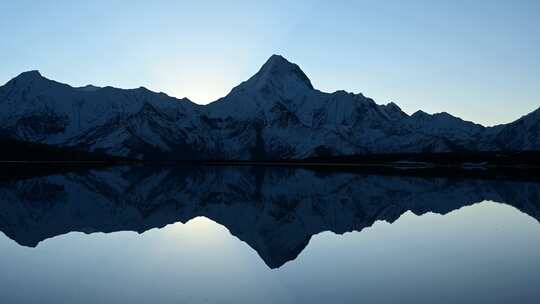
[
  {"x1": 0, "y1": 70, "x2": 210, "y2": 159},
  {"x1": 0, "y1": 55, "x2": 538, "y2": 160},
  {"x1": 206, "y1": 55, "x2": 484, "y2": 158}
]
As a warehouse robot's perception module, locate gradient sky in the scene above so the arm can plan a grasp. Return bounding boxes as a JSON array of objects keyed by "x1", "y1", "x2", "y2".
[{"x1": 1, "y1": 0, "x2": 538, "y2": 126}]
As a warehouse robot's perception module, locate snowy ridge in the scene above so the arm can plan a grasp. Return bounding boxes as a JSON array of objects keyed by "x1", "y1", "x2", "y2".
[{"x1": 0, "y1": 56, "x2": 538, "y2": 160}]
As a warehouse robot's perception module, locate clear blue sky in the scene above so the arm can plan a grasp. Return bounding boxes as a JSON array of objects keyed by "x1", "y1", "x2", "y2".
[{"x1": 1, "y1": 0, "x2": 538, "y2": 126}]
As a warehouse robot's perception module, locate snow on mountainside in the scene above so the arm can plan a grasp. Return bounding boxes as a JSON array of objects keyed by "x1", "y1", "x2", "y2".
[
  {"x1": 205, "y1": 55, "x2": 489, "y2": 158},
  {"x1": 0, "y1": 56, "x2": 538, "y2": 160},
  {"x1": 0, "y1": 70, "x2": 207, "y2": 159},
  {"x1": 492, "y1": 107, "x2": 540, "y2": 151}
]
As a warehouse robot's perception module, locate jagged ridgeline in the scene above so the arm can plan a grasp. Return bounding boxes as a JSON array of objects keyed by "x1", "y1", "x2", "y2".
[{"x1": 0, "y1": 55, "x2": 539, "y2": 160}]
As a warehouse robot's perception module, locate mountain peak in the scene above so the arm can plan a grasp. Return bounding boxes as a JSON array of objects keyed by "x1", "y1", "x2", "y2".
[
  {"x1": 20, "y1": 70, "x2": 42, "y2": 76},
  {"x1": 3, "y1": 70, "x2": 49, "y2": 88},
  {"x1": 412, "y1": 110, "x2": 429, "y2": 118},
  {"x1": 385, "y1": 102, "x2": 402, "y2": 111},
  {"x1": 14, "y1": 70, "x2": 44, "y2": 81},
  {"x1": 263, "y1": 54, "x2": 293, "y2": 68},
  {"x1": 248, "y1": 55, "x2": 313, "y2": 91},
  {"x1": 77, "y1": 84, "x2": 102, "y2": 92}
]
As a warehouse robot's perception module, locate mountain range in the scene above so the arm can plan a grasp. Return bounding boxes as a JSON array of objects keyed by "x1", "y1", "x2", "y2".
[{"x1": 0, "y1": 55, "x2": 538, "y2": 160}]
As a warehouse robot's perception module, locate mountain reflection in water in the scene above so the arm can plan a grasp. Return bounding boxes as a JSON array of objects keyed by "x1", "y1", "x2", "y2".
[
  {"x1": 1, "y1": 165, "x2": 540, "y2": 304},
  {"x1": 0, "y1": 165, "x2": 539, "y2": 269}
]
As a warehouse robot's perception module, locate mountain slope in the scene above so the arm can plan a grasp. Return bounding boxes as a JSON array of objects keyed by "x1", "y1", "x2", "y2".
[{"x1": 491, "y1": 107, "x2": 540, "y2": 151}]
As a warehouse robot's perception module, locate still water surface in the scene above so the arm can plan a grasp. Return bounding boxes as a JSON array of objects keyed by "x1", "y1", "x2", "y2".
[{"x1": 0, "y1": 166, "x2": 539, "y2": 303}]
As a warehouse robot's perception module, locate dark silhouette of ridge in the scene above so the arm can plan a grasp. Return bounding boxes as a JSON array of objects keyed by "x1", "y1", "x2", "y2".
[{"x1": 1, "y1": 165, "x2": 539, "y2": 268}]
